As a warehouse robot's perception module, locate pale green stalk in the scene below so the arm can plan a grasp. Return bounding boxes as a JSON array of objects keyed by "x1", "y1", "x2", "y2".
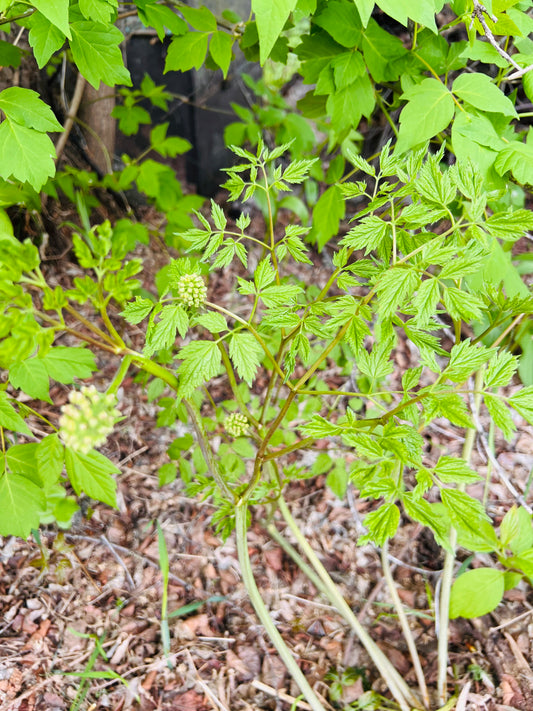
[
  {"x1": 277, "y1": 496, "x2": 421, "y2": 711},
  {"x1": 235, "y1": 504, "x2": 328, "y2": 711},
  {"x1": 437, "y1": 367, "x2": 485, "y2": 704},
  {"x1": 381, "y1": 540, "x2": 430, "y2": 709}
]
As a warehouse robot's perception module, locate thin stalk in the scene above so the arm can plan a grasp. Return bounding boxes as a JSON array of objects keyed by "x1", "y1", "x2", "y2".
[
  {"x1": 381, "y1": 540, "x2": 430, "y2": 709},
  {"x1": 437, "y1": 367, "x2": 485, "y2": 704},
  {"x1": 107, "y1": 354, "x2": 133, "y2": 396},
  {"x1": 235, "y1": 504, "x2": 327, "y2": 711},
  {"x1": 277, "y1": 496, "x2": 421, "y2": 711}
]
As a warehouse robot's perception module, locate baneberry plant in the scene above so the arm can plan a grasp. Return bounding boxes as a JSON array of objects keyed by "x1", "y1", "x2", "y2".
[{"x1": 1, "y1": 141, "x2": 533, "y2": 710}]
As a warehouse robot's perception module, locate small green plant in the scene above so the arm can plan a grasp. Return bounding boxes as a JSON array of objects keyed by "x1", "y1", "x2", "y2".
[{"x1": 2, "y1": 140, "x2": 533, "y2": 710}]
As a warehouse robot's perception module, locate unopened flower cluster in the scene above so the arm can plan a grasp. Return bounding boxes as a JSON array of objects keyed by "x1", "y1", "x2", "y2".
[
  {"x1": 224, "y1": 412, "x2": 249, "y2": 438},
  {"x1": 177, "y1": 273, "x2": 207, "y2": 308},
  {"x1": 59, "y1": 385, "x2": 121, "y2": 454}
]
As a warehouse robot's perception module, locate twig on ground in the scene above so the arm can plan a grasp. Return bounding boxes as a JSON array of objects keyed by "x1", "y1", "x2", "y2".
[
  {"x1": 250, "y1": 679, "x2": 315, "y2": 710},
  {"x1": 99, "y1": 535, "x2": 135, "y2": 590},
  {"x1": 490, "y1": 608, "x2": 533, "y2": 632}
]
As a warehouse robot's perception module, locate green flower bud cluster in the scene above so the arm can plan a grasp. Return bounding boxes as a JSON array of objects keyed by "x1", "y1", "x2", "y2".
[
  {"x1": 177, "y1": 273, "x2": 207, "y2": 308},
  {"x1": 59, "y1": 385, "x2": 121, "y2": 454},
  {"x1": 224, "y1": 412, "x2": 249, "y2": 438}
]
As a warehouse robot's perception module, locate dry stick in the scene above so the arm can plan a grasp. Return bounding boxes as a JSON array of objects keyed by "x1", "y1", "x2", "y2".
[
  {"x1": 55, "y1": 72, "x2": 87, "y2": 164},
  {"x1": 471, "y1": 1, "x2": 522, "y2": 72},
  {"x1": 381, "y1": 540, "x2": 430, "y2": 709}
]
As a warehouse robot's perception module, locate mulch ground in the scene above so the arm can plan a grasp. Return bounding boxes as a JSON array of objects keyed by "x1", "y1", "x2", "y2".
[{"x1": 1, "y1": 203, "x2": 533, "y2": 711}]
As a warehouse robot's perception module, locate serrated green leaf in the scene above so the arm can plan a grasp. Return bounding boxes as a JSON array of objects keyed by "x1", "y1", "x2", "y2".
[
  {"x1": 443, "y1": 287, "x2": 484, "y2": 322},
  {"x1": 0, "y1": 392, "x2": 31, "y2": 435},
  {"x1": 494, "y1": 141, "x2": 533, "y2": 185},
  {"x1": 450, "y1": 568, "x2": 504, "y2": 619},
  {"x1": 361, "y1": 18, "x2": 407, "y2": 82},
  {"x1": 65, "y1": 448, "x2": 118, "y2": 507},
  {"x1": 484, "y1": 209, "x2": 533, "y2": 242},
  {"x1": 211, "y1": 199, "x2": 227, "y2": 231},
  {"x1": 145, "y1": 304, "x2": 189, "y2": 356},
  {"x1": 403, "y1": 494, "x2": 452, "y2": 552},
  {"x1": 396, "y1": 79, "x2": 454, "y2": 154},
  {"x1": 177, "y1": 340, "x2": 222, "y2": 397},
  {"x1": 301, "y1": 415, "x2": 342, "y2": 437},
  {"x1": 41, "y1": 347, "x2": 97, "y2": 384},
  {"x1": 0, "y1": 473, "x2": 44, "y2": 538},
  {"x1": 377, "y1": 267, "x2": 419, "y2": 318},
  {"x1": 314, "y1": 0, "x2": 362, "y2": 47},
  {"x1": 441, "y1": 488, "x2": 491, "y2": 531},
  {"x1": 445, "y1": 339, "x2": 492, "y2": 383},
  {"x1": 452, "y1": 73, "x2": 517, "y2": 117},
  {"x1": 485, "y1": 351, "x2": 518, "y2": 388},
  {"x1": 509, "y1": 386, "x2": 533, "y2": 425},
  {"x1": 309, "y1": 186, "x2": 345, "y2": 251},
  {"x1": 434, "y1": 456, "x2": 481, "y2": 484},
  {"x1": 342, "y1": 215, "x2": 390, "y2": 254},
  {"x1": 0, "y1": 88, "x2": 63, "y2": 133},
  {"x1": 70, "y1": 22, "x2": 131, "y2": 89},
  {"x1": 121, "y1": 296, "x2": 154, "y2": 325},
  {"x1": 229, "y1": 332, "x2": 263, "y2": 385},
  {"x1": 260, "y1": 284, "x2": 303, "y2": 307},
  {"x1": 195, "y1": 312, "x2": 228, "y2": 333},
  {"x1": 423, "y1": 390, "x2": 474, "y2": 429},
  {"x1": 283, "y1": 159, "x2": 317, "y2": 184},
  {"x1": 79, "y1": 0, "x2": 118, "y2": 24},
  {"x1": 359, "y1": 502, "x2": 400, "y2": 546},
  {"x1": 138, "y1": 1, "x2": 187, "y2": 41},
  {"x1": 9, "y1": 357, "x2": 51, "y2": 402},
  {"x1": 0, "y1": 121, "x2": 56, "y2": 190},
  {"x1": 376, "y1": 0, "x2": 439, "y2": 31},
  {"x1": 254, "y1": 258, "x2": 276, "y2": 290},
  {"x1": 413, "y1": 278, "x2": 440, "y2": 327}
]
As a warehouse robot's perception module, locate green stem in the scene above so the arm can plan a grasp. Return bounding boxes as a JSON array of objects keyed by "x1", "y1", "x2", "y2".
[
  {"x1": 437, "y1": 366, "x2": 485, "y2": 705},
  {"x1": 277, "y1": 496, "x2": 421, "y2": 711},
  {"x1": 381, "y1": 540, "x2": 430, "y2": 709},
  {"x1": 107, "y1": 354, "x2": 133, "y2": 396},
  {"x1": 235, "y1": 504, "x2": 328, "y2": 711}
]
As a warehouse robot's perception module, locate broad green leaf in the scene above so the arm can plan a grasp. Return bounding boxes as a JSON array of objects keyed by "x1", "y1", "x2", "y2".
[
  {"x1": 0, "y1": 473, "x2": 45, "y2": 538},
  {"x1": 0, "y1": 121, "x2": 56, "y2": 190},
  {"x1": 309, "y1": 185, "x2": 345, "y2": 250},
  {"x1": 137, "y1": 1, "x2": 187, "y2": 41},
  {"x1": 396, "y1": 79, "x2": 454, "y2": 154},
  {"x1": 376, "y1": 0, "x2": 439, "y2": 31},
  {"x1": 452, "y1": 73, "x2": 517, "y2": 117},
  {"x1": 112, "y1": 105, "x2": 151, "y2": 135},
  {"x1": 314, "y1": 1, "x2": 363, "y2": 47},
  {"x1": 361, "y1": 18, "x2": 407, "y2": 82},
  {"x1": 9, "y1": 357, "x2": 51, "y2": 402},
  {"x1": 5, "y1": 444, "x2": 41, "y2": 484},
  {"x1": 180, "y1": 5, "x2": 217, "y2": 31},
  {"x1": 36, "y1": 434, "x2": 65, "y2": 488},
  {"x1": 327, "y1": 75, "x2": 375, "y2": 132},
  {"x1": 32, "y1": 0, "x2": 70, "y2": 38},
  {"x1": 441, "y1": 488, "x2": 491, "y2": 530},
  {"x1": 28, "y1": 13, "x2": 67, "y2": 68},
  {"x1": 165, "y1": 32, "x2": 210, "y2": 72},
  {"x1": 229, "y1": 332, "x2": 263, "y2": 385},
  {"x1": 210, "y1": 31, "x2": 233, "y2": 77},
  {"x1": 64, "y1": 448, "x2": 119, "y2": 507},
  {"x1": 0, "y1": 39, "x2": 22, "y2": 68},
  {"x1": 434, "y1": 456, "x2": 481, "y2": 484},
  {"x1": 0, "y1": 392, "x2": 31, "y2": 435},
  {"x1": 121, "y1": 296, "x2": 154, "y2": 324},
  {"x1": 69, "y1": 22, "x2": 131, "y2": 89},
  {"x1": 445, "y1": 340, "x2": 491, "y2": 383},
  {"x1": 359, "y1": 502, "x2": 400, "y2": 546},
  {"x1": 252, "y1": 0, "x2": 298, "y2": 64},
  {"x1": 41, "y1": 346, "x2": 97, "y2": 383},
  {"x1": 353, "y1": 0, "x2": 375, "y2": 26},
  {"x1": 450, "y1": 568, "x2": 504, "y2": 618},
  {"x1": 150, "y1": 123, "x2": 191, "y2": 157},
  {"x1": 79, "y1": 0, "x2": 118, "y2": 24},
  {"x1": 506, "y1": 550, "x2": 533, "y2": 581},
  {"x1": 195, "y1": 312, "x2": 228, "y2": 334},
  {"x1": 484, "y1": 394, "x2": 516, "y2": 441},
  {"x1": 494, "y1": 141, "x2": 533, "y2": 185}
]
